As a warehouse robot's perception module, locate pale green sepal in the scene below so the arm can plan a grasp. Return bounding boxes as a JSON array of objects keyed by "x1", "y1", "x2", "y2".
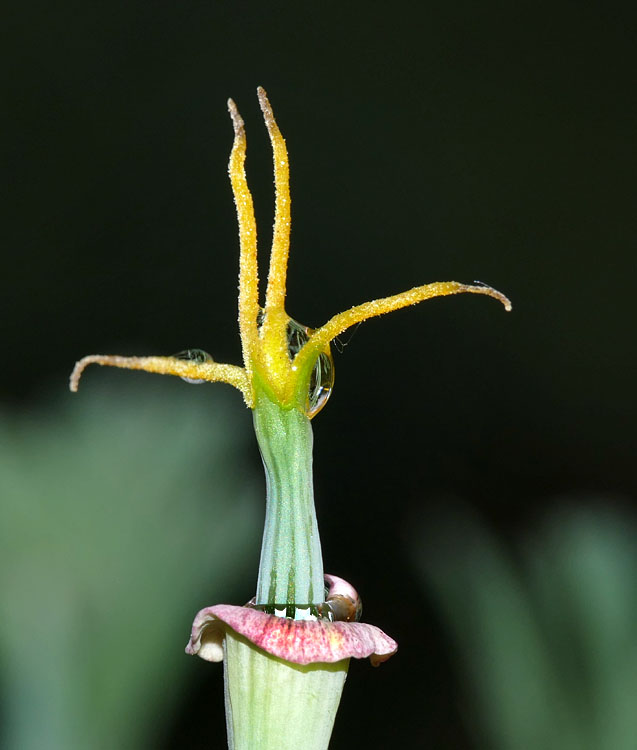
[{"x1": 224, "y1": 629, "x2": 348, "y2": 750}]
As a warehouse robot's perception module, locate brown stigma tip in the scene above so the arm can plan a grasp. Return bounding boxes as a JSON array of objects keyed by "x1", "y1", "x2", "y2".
[
  {"x1": 256, "y1": 86, "x2": 275, "y2": 125},
  {"x1": 227, "y1": 98, "x2": 244, "y2": 135}
]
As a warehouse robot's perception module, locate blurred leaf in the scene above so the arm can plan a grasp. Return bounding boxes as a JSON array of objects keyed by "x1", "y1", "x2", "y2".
[
  {"x1": 414, "y1": 501, "x2": 637, "y2": 750},
  {"x1": 0, "y1": 379, "x2": 260, "y2": 749}
]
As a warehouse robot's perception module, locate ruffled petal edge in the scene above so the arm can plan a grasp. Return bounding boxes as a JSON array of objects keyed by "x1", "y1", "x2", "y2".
[{"x1": 185, "y1": 604, "x2": 397, "y2": 666}]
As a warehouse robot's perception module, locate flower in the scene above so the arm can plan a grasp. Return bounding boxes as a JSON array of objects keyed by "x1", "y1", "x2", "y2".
[{"x1": 70, "y1": 87, "x2": 510, "y2": 750}]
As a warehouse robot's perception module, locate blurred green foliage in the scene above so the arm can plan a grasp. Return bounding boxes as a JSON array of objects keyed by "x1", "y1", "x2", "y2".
[
  {"x1": 0, "y1": 379, "x2": 259, "y2": 749},
  {"x1": 417, "y1": 503, "x2": 637, "y2": 750}
]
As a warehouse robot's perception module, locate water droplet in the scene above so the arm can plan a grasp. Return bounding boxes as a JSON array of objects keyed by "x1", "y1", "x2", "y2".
[
  {"x1": 285, "y1": 318, "x2": 334, "y2": 417},
  {"x1": 257, "y1": 311, "x2": 335, "y2": 416},
  {"x1": 173, "y1": 349, "x2": 214, "y2": 384},
  {"x1": 307, "y1": 347, "x2": 334, "y2": 417},
  {"x1": 319, "y1": 593, "x2": 363, "y2": 623}
]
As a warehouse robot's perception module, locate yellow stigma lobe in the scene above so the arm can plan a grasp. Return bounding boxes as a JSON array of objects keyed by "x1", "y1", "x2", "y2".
[
  {"x1": 228, "y1": 97, "x2": 259, "y2": 384},
  {"x1": 291, "y1": 282, "x2": 511, "y2": 399},
  {"x1": 228, "y1": 88, "x2": 296, "y2": 402},
  {"x1": 69, "y1": 354, "x2": 251, "y2": 403}
]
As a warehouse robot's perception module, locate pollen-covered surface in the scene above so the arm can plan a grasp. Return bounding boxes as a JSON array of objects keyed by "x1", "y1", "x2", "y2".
[
  {"x1": 258, "y1": 86, "x2": 291, "y2": 316},
  {"x1": 185, "y1": 604, "x2": 397, "y2": 666},
  {"x1": 69, "y1": 354, "x2": 252, "y2": 405},
  {"x1": 303, "y1": 281, "x2": 512, "y2": 356},
  {"x1": 227, "y1": 97, "x2": 260, "y2": 375}
]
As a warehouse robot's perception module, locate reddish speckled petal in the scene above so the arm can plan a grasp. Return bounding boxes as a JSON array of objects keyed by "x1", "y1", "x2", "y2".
[{"x1": 185, "y1": 604, "x2": 397, "y2": 666}]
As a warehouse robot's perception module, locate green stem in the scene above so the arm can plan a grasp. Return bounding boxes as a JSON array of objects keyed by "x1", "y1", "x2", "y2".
[{"x1": 252, "y1": 386, "x2": 325, "y2": 611}]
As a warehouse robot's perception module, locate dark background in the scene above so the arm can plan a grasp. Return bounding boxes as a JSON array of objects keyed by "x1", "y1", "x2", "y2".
[{"x1": 4, "y1": 2, "x2": 636, "y2": 748}]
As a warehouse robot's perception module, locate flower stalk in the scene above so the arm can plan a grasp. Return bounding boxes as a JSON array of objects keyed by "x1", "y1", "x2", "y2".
[{"x1": 252, "y1": 382, "x2": 324, "y2": 611}]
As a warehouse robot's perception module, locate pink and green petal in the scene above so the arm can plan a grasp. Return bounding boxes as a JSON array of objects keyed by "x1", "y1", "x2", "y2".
[{"x1": 185, "y1": 604, "x2": 397, "y2": 667}]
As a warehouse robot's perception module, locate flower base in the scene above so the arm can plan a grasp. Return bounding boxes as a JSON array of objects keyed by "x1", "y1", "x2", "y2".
[{"x1": 224, "y1": 630, "x2": 348, "y2": 750}]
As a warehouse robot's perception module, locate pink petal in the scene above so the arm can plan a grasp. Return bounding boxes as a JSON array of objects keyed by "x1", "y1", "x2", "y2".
[{"x1": 185, "y1": 604, "x2": 397, "y2": 666}]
